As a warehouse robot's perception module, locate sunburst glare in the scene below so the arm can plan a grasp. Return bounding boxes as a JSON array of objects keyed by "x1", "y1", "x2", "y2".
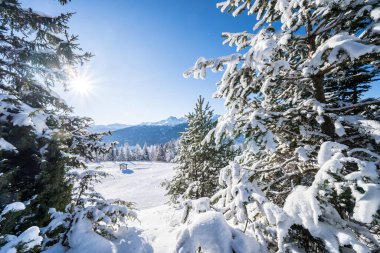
[{"x1": 67, "y1": 68, "x2": 95, "y2": 98}]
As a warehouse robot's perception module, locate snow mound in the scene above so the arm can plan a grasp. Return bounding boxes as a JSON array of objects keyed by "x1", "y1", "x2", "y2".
[{"x1": 176, "y1": 211, "x2": 259, "y2": 253}]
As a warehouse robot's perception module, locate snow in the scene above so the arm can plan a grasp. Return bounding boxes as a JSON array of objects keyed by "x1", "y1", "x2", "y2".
[
  {"x1": 371, "y1": 7, "x2": 380, "y2": 20},
  {"x1": 351, "y1": 180, "x2": 380, "y2": 224},
  {"x1": 317, "y1": 141, "x2": 347, "y2": 167},
  {"x1": 283, "y1": 186, "x2": 321, "y2": 230},
  {"x1": 358, "y1": 120, "x2": 380, "y2": 144},
  {"x1": 295, "y1": 146, "x2": 310, "y2": 162},
  {"x1": 334, "y1": 119, "x2": 345, "y2": 137},
  {"x1": 176, "y1": 211, "x2": 259, "y2": 253},
  {"x1": 0, "y1": 138, "x2": 17, "y2": 152},
  {"x1": 92, "y1": 162, "x2": 261, "y2": 252},
  {"x1": 302, "y1": 33, "x2": 380, "y2": 76},
  {"x1": 140, "y1": 116, "x2": 187, "y2": 127},
  {"x1": 65, "y1": 217, "x2": 152, "y2": 253},
  {"x1": 94, "y1": 162, "x2": 175, "y2": 209},
  {"x1": 93, "y1": 162, "x2": 181, "y2": 252},
  {"x1": 0, "y1": 226, "x2": 43, "y2": 253},
  {"x1": 1, "y1": 202, "x2": 26, "y2": 216}
]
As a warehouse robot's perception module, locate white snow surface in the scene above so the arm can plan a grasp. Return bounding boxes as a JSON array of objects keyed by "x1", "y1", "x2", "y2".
[
  {"x1": 1, "y1": 202, "x2": 26, "y2": 216},
  {"x1": 93, "y1": 162, "x2": 175, "y2": 209},
  {"x1": 176, "y1": 211, "x2": 259, "y2": 253},
  {"x1": 92, "y1": 162, "x2": 182, "y2": 252},
  {"x1": 0, "y1": 138, "x2": 17, "y2": 152}
]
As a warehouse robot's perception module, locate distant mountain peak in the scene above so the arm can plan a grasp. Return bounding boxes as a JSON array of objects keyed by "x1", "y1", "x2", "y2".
[
  {"x1": 88, "y1": 123, "x2": 129, "y2": 133},
  {"x1": 140, "y1": 116, "x2": 187, "y2": 126}
]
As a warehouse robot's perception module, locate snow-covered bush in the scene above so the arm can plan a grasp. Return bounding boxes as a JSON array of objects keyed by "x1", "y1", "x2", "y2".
[
  {"x1": 176, "y1": 198, "x2": 259, "y2": 253},
  {"x1": 0, "y1": 226, "x2": 43, "y2": 253},
  {"x1": 42, "y1": 168, "x2": 137, "y2": 251},
  {"x1": 183, "y1": 0, "x2": 380, "y2": 252}
]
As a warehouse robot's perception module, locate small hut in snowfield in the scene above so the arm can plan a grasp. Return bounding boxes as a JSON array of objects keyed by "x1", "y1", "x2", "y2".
[{"x1": 119, "y1": 163, "x2": 128, "y2": 170}]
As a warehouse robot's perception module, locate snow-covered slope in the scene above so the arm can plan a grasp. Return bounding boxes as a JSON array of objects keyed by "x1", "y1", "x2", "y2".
[
  {"x1": 92, "y1": 162, "x2": 182, "y2": 253},
  {"x1": 93, "y1": 162, "x2": 175, "y2": 209}
]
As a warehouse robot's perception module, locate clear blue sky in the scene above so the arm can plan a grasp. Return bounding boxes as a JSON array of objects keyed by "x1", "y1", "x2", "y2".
[
  {"x1": 24, "y1": 0, "x2": 254, "y2": 125},
  {"x1": 25, "y1": 1, "x2": 380, "y2": 125}
]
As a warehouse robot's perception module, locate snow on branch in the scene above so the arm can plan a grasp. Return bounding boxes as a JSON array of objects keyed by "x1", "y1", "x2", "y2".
[
  {"x1": 302, "y1": 33, "x2": 380, "y2": 77},
  {"x1": 0, "y1": 138, "x2": 17, "y2": 152},
  {"x1": 183, "y1": 54, "x2": 242, "y2": 80},
  {"x1": 325, "y1": 99, "x2": 380, "y2": 112}
]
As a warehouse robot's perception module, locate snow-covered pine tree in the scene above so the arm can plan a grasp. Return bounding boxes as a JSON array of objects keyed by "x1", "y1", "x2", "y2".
[
  {"x1": 183, "y1": 1, "x2": 380, "y2": 252},
  {"x1": 165, "y1": 96, "x2": 236, "y2": 202},
  {"x1": 120, "y1": 143, "x2": 131, "y2": 161},
  {"x1": 0, "y1": 1, "x2": 134, "y2": 251},
  {"x1": 165, "y1": 140, "x2": 178, "y2": 162},
  {"x1": 133, "y1": 144, "x2": 143, "y2": 161},
  {"x1": 0, "y1": 0, "x2": 89, "y2": 240},
  {"x1": 156, "y1": 144, "x2": 167, "y2": 162},
  {"x1": 142, "y1": 143, "x2": 150, "y2": 161}
]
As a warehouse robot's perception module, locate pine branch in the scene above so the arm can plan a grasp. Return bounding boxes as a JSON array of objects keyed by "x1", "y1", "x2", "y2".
[{"x1": 325, "y1": 99, "x2": 380, "y2": 112}]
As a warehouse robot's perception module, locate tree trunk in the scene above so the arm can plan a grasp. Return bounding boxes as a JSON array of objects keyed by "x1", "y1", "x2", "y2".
[{"x1": 311, "y1": 74, "x2": 336, "y2": 139}]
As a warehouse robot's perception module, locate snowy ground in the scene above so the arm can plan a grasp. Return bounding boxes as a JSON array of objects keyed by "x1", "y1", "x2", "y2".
[{"x1": 92, "y1": 161, "x2": 182, "y2": 253}]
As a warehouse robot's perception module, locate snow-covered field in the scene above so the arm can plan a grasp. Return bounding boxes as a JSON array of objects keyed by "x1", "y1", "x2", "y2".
[{"x1": 91, "y1": 161, "x2": 182, "y2": 253}]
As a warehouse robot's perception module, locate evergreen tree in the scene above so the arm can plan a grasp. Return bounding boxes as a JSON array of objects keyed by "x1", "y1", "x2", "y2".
[
  {"x1": 124, "y1": 143, "x2": 132, "y2": 161},
  {"x1": 0, "y1": 1, "x2": 134, "y2": 251},
  {"x1": 166, "y1": 96, "x2": 236, "y2": 202},
  {"x1": 0, "y1": 0, "x2": 88, "y2": 237},
  {"x1": 182, "y1": 1, "x2": 380, "y2": 252},
  {"x1": 142, "y1": 143, "x2": 150, "y2": 161},
  {"x1": 165, "y1": 140, "x2": 178, "y2": 162},
  {"x1": 134, "y1": 144, "x2": 143, "y2": 161},
  {"x1": 156, "y1": 144, "x2": 167, "y2": 162}
]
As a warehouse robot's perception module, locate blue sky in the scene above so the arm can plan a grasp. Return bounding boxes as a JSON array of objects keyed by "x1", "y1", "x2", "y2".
[
  {"x1": 25, "y1": 1, "x2": 380, "y2": 125},
  {"x1": 25, "y1": 0, "x2": 254, "y2": 125}
]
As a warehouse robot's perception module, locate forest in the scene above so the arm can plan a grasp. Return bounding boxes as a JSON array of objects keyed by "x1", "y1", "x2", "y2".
[{"x1": 0, "y1": 0, "x2": 379, "y2": 253}]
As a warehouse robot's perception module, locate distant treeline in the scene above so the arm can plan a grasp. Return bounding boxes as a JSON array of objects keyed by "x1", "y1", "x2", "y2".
[{"x1": 95, "y1": 140, "x2": 179, "y2": 162}]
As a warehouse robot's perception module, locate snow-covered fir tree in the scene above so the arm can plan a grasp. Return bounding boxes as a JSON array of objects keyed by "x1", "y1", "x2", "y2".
[
  {"x1": 96, "y1": 140, "x2": 179, "y2": 162},
  {"x1": 156, "y1": 144, "x2": 167, "y2": 162},
  {"x1": 0, "y1": 1, "x2": 134, "y2": 251},
  {"x1": 142, "y1": 143, "x2": 150, "y2": 161},
  {"x1": 180, "y1": 1, "x2": 380, "y2": 252},
  {"x1": 165, "y1": 96, "x2": 236, "y2": 202}
]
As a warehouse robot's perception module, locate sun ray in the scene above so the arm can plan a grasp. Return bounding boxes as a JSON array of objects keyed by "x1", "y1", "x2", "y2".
[{"x1": 67, "y1": 67, "x2": 95, "y2": 98}]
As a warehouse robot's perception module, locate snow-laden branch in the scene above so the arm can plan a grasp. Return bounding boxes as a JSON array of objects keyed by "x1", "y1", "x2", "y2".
[
  {"x1": 183, "y1": 54, "x2": 243, "y2": 80},
  {"x1": 325, "y1": 99, "x2": 380, "y2": 112}
]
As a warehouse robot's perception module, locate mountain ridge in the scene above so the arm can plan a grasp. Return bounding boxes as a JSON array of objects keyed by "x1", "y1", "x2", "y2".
[
  {"x1": 89, "y1": 116, "x2": 186, "y2": 133},
  {"x1": 93, "y1": 115, "x2": 219, "y2": 147}
]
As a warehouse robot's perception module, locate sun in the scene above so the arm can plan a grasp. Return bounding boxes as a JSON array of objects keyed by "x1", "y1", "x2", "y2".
[
  {"x1": 68, "y1": 71, "x2": 94, "y2": 97},
  {"x1": 70, "y1": 75, "x2": 91, "y2": 94}
]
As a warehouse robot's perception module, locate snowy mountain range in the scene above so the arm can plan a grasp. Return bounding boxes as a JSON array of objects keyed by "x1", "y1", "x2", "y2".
[
  {"x1": 139, "y1": 116, "x2": 187, "y2": 127},
  {"x1": 90, "y1": 117, "x2": 188, "y2": 146},
  {"x1": 89, "y1": 116, "x2": 186, "y2": 133},
  {"x1": 89, "y1": 123, "x2": 130, "y2": 133},
  {"x1": 103, "y1": 123, "x2": 187, "y2": 146},
  {"x1": 92, "y1": 116, "x2": 220, "y2": 147}
]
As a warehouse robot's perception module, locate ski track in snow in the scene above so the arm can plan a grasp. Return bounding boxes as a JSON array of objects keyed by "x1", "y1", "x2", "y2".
[{"x1": 92, "y1": 161, "x2": 182, "y2": 253}]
